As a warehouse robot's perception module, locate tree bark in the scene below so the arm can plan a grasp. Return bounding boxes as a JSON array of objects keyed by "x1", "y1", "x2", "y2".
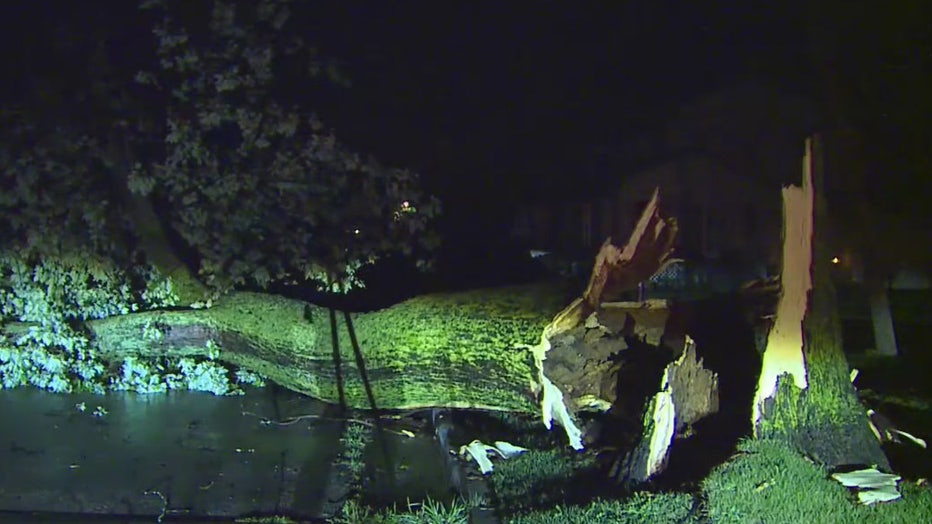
[
  {"x1": 3, "y1": 186, "x2": 711, "y2": 454},
  {"x1": 526, "y1": 188, "x2": 722, "y2": 455},
  {"x1": 752, "y1": 136, "x2": 889, "y2": 470},
  {"x1": 79, "y1": 284, "x2": 572, "y2": 413},
  {"x1": 101, "y1": 126, "x2": 209, "y2": 306}
]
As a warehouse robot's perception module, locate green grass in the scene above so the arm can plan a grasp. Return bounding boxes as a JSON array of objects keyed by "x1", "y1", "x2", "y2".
[
  {"x1": 338, "y1": 420, "x2": 371, "y2": 482},
  {"x1": 330, "y1": 497, "x2": 470, "y2": 524},
  {"x1": 483, "y1": 439, "x2": 932, "y2": 524},
  {"x1": 702, "y1": 438, "x2": 932, "y2": 524},
  {"x1": 488, "y1": 448, "x2": 599, "y2": 517},
  {"x1": 504, "y1": 493, "x2": 699, "y2": 524},
  {"x1": 702, "y1": 438, "x2": 862, "y2": 523}
]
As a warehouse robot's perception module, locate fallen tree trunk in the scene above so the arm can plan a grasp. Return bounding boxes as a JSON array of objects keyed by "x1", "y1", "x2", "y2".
[
  {"x1": 517, "y1": 188, "x2": 720, "y2": 459},
  {"x1": 84, "y1": 283, "x2": 573, "y2": 413},
  {"x1": 2, "y1": 187, "x2": 714, "y2": 453}
]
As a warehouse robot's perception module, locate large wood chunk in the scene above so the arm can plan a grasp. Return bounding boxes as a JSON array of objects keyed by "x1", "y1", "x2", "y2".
[
  {"x1": 545, "y1": 188, "x2": 679, "y2": 340},
  {"x1": 613, "y1": 337, "x2": 720, "y2": 483}
]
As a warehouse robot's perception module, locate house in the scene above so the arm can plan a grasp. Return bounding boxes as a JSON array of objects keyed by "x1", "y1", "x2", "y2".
[{"x1": 513, "y1": 80, "x2": 819, "y2": 273}]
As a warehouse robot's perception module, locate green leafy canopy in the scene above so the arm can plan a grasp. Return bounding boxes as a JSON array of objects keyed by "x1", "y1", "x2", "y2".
[{"x1": 135, "y1": 0, "x2": 440, "y2": 292}]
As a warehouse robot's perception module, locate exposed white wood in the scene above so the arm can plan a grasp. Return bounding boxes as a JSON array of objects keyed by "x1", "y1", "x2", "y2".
[{"x1": 753, "y1": 137, "x2": 816, "y2": 431}]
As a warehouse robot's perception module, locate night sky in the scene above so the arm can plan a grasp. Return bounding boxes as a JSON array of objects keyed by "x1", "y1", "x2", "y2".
[
  {"x1": 303, "y1": 2, "x2": 810, "y2": 219},
  {"x1": 0, "y1": 1, "x2": 810, "y2": 217},
  {"x1": 1, "y1": 1, "x2": 928, "y2": 294}
]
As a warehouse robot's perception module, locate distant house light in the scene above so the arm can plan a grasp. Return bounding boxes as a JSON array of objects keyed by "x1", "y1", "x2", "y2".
[{"x1": 832, "y1": 256, "x2": 840, "y2": 264}]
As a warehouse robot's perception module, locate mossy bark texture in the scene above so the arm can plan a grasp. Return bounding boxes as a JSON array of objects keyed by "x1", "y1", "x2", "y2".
[{"x1": 87, "y1": 283, "x2": 573, "y2": 412}]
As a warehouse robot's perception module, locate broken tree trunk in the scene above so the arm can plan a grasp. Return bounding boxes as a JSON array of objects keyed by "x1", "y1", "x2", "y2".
[
  {"x1": 543, "y1": 188, "x2": 680, "y2": 338},
  {"x1": 612, "y1": 337, "x2": 719, "y2": 483},
  {"x1": 1, "y1": 187, "x2": 716, "y2": 453},
  {"x1": 526, "y1": 188, "x2": 720, "y2": 467},
  {"x1": 76, "y1": 283, "x2": 573, "y2": 414},
  {"x1": 101, "y1": 128, "x2": 210, "y2": 306},
  {"x1": 752, "y1": 135, "x2": 890, "y2": 470}
]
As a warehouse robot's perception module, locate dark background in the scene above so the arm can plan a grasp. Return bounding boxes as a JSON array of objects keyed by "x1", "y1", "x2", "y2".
[
  {"x1": 302, "y1": 2, "x2": 811, "y2": 227},
  {"x1": 1, "y1": 1, "x2": 928, "y2": 301},
  {"x1": 0, "y1": 1, "x2": 809, "y2": 214}
]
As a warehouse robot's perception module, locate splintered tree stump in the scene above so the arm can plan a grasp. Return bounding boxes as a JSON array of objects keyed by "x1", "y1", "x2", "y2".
[
  {"x1": 542, "y1": 300, "x2": 674, "y2": 414},
  {"x1": 531, "y1": 187, "x2": 720, "y2": 474},
  {"x1": 752, "y1": 148, "x2": 815, "y2": 423},
  {"x1": 613, "y1": 337, "x2": 719, "y2": 483},
  {"x1": 583, "y1": 189, "x2": 680, "y2": 307},
  {"x1": 751, "y1": 135, "x2": 889, "y2": 471},
  {"x1": 543, "y1": 187, "x2": 679, "y2": 339}
]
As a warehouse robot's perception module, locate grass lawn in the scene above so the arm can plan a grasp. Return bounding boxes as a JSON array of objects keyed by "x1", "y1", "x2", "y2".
[
  {"x1": 328, "y1": 431, "x2": 931, "y2": 524},
  {"x1": 326, "y1": 290, "x2": 932, "y2": 523},
  {"x1": 482, "y1": 293, "x2": 932, "y2": 522},
  {"x1": 477, "y1": 438, "x2": 930, "y2": 524}
]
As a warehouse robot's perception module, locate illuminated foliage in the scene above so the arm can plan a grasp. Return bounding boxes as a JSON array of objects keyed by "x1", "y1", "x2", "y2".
[
  {"x1": 0, "y1": 112, "x2": 129, "y2": 260},
  {"x1": 0, "y1": 0, "x2": 441, "y2": 394},
  {"x1": 135, "y1": 0, "x2": 440, "y2": 292}
]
